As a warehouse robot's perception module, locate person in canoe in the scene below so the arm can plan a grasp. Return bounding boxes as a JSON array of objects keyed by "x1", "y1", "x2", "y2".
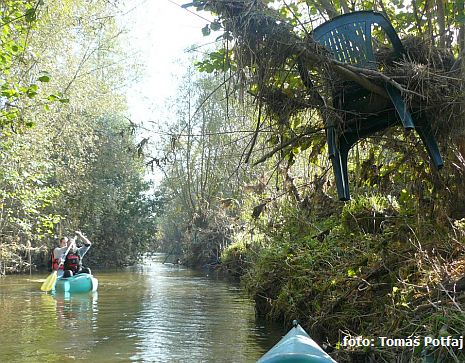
[
  {"x1": 62, "y1": 230, "x2": 92, "y2": 278},
  {"x1": 51, "y1": 237, "x2": 69, "y2": 277},
  {"x1": 53, "y1": 231, "x2": 91, "y2": 277}
]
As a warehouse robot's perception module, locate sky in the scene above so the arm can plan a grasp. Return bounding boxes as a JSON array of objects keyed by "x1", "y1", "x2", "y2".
[
  {"x1": 119, "y1": 0, "x2": 215, "y2": 126},
  {"x1": 115, "y1": 0, "x2": 216, "y2": 184}
]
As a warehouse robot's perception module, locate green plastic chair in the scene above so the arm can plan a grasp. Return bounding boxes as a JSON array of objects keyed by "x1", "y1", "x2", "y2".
[{"x1": 310, "y1": 10, "x2": 443, "y2": 200}]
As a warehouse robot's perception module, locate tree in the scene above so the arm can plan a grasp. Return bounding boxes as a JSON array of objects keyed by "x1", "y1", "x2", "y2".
[
  {"x1": 66, "y1": 115, "x2": 157, "y2": 267},
  {"x1": 174, "y1": 2, "x2": 465, "y2": 361},
  {"x1": 0, "y1": 0, "x2": 153, "y2": 272},
  {"x1": 186, "y1": 0, "x2": 465, "y2": 213},
  {"x1": 154, "y1": 66, "x2": 261, "y2": 266}
]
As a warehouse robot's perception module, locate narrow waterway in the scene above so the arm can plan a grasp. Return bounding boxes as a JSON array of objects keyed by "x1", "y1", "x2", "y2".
[{"x1": 0, "y1": 254, "x2": 284, "y2": 362}]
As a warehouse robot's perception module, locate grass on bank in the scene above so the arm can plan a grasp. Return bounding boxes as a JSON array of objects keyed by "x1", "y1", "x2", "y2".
[{"x1": 222, "y1": 193, "x2": 465, "y2": 362}]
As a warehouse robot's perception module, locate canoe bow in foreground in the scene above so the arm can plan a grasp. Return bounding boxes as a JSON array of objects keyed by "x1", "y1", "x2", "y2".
[
  {"x1": 53, "y1": 273, "x2": 98, "y2": 293},
  {"x1": 258, "y1": 321, "x2": 337, "y2": 363}
]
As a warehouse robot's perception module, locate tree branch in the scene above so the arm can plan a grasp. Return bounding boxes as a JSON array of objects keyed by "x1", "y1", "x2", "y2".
[
  {"x1": 317, "y1": 0, "x2": 339, "y2": 19},
  {"x1": 253, "y1": 127, "x2": 323, "y2": 166},
  {"x1": 244, "y1": 102, "x2": 263, "y2": 164}
]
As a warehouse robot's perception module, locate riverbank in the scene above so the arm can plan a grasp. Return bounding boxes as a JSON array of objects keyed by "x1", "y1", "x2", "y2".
[{"x1": 219, "y1": 194, "x2": 465, "y2": 362}]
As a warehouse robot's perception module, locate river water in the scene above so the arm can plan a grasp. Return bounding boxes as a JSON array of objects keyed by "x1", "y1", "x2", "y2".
[{"x1": 0, "y1": 254, "x2": 284, "y2": 362}]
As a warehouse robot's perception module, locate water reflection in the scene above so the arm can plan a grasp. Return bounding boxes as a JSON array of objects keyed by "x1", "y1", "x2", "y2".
[
  {"x1": 0, "y1": 256, "x2": 283, "y2": 362},
  {"x1": 130, "y1": 259, "x2": 279, "y2": 362},
  {"x1": 46, "y1": 292, "x2": 98, "y2": 329},
  {"x1": 39, "y1": 292, "x2": 99, "y2": 359}
]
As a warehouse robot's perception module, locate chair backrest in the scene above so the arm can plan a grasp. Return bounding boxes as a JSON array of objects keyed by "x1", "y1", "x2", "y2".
[{"x1": 312, "y1": 10, "x2": 404, "y2": 68}]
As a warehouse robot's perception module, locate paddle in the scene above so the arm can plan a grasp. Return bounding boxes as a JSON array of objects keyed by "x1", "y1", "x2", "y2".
[{"x1": 40, "y1": 237, "x2": 75, "y2": 292}]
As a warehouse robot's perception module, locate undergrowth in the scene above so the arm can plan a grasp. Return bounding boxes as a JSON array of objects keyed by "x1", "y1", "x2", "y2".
[{"x1": 223, "y1": 193, "x2": 465, "y2": 362}]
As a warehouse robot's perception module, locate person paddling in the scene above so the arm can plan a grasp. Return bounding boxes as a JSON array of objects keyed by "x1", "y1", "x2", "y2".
[
  {"x1": 62, "y1": 231, "x2": 92, "y2": 278},
  {"x1": 51, "y1": 237, "x2": 69, "y2": 277},
  {"x1": 41, "y1": 231, "x2": 94, "y2": 292}
]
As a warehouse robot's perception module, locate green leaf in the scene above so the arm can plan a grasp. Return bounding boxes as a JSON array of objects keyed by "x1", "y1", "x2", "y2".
[
  {"x1": 347, "y1": 268, "x2": 357, "y2": 277},
  {"x1": 201, "y1": 24, "x2": 211, "y2": 36},
  {"x1": 38, "y1": 74, "x2": 50, "y2": 82},
  {"x1": 27, "y1": 90, "x2": 38, "y2": 98},
  {"x1": 210, "y1": 21, "x2": 221, "y2": 31},
  {"x1": 181, "y1": 2, "x2": 195, "y2": 8},
  {"x1": 456, "y1": 13, "x2": 465, "y2": 24},
  {"x1": 2, "y1": 89, "x2": 18, "y2": 98},
  {"x1": 26, "y1": 84, "x2": 38, "y2": 98},
  {"x1": 25, "y1": 8, "x2": 37, "y2": 22}
]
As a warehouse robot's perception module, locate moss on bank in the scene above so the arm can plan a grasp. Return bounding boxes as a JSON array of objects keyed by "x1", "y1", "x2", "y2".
[{"x1": 222, "y1": 194, "x2": 465, "y2": 362}]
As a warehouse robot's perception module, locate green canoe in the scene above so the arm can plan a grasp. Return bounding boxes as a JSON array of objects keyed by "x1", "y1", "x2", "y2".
[
  {"x1": 53, "y1": 273, "x2": 98, "y2": 293},
  {"x1": 258, "y1": 321, "x2": 337, "y2": 363}
]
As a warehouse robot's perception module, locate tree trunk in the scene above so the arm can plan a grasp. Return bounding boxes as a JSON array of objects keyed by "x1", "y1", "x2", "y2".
[
  {"x1": 318, "y1": 0, "x2": 338, "y2": 18},
  {"x1": 436, "y1": 0, "x2": 446, "y2": 49}
]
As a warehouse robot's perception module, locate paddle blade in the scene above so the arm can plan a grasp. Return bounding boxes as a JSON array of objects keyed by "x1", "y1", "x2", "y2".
[{"x1": 40, "y1": 271, "x2": 58, "y2": 292}]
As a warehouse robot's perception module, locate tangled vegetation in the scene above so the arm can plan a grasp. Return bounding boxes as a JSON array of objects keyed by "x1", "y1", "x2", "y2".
[
  {"x1": 156, "y1": 1, "x2": 465, "y2": 361},
  {"x1": 222, "y1": 192, "x2": 465, "y2": 361}
]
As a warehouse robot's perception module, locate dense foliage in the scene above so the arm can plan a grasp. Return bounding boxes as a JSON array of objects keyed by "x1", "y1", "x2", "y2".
[
  {"x1": 154, "y1": 68, "x2": 261, "y2": 266},
  {"x1": 0, "y1": 0, "x2": 156, "y2": 273}
]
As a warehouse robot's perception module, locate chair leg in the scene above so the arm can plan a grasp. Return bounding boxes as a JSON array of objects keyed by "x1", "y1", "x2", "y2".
[
  {"x1": 330, "y1": 151, "x2": 350, "y2": 201},
  {"x1": 327, "y1": 125, "x2": 337, "y2": 159},
  {"x1": 338, "y1": 144, "x2": 351, "y2": 201},
  {"x1": 385, "y1": 84, "x2": 443, "y2": 168},
  {"x1": 415, "y1": 122, "x2": 444, "y2": 169},
  {"x1": 338, "y1": 134, "x2": 357, "y2": 201},
  {"x1": 385, "y1": 84, "x2": 415, "y2": 130},
  {"x1": 327, "y1": 127, "x2": 349, "y2": 200},
  {"x1": 327, "y1": 126, "x2": 352, "y2": 201}
]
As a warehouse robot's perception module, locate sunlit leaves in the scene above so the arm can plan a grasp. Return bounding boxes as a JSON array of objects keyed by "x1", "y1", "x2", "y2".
[
  {"x1": 195, "y1": 48, "x2": 234, "y2": 73},
  {"x1": 24, "y1": 7, "x2": 37, "y2": 23},
  {"x1": 0, "y1": 0, "x2": 49, "y2": 132},
  {"x1": 26, "y1": 84, "x2": 38, "y2": 98},
  {"x1": 347, "y1": 268, "x2": 357, "y2": 277},
  {"x1": 0, "y1": 0, "x2": 147, "y2": 271}
]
